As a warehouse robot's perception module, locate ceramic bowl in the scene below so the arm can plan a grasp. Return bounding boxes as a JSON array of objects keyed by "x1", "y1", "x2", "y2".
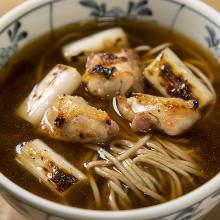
[{"x1": 0, "y1": 0, "x2": 219, "y2": 219}]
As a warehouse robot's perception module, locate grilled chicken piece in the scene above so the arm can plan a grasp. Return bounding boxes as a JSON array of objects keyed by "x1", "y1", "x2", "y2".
[
  {"x1": 16, "y1": 139, "x2": 87, "y2": 196},
  {"x1": 143, "y1": 48, "x2": 214, "y2": 108},
  {"x1": 17, "y1": 64, "x2": 81, "y2": 126},
  {"x1": 39, "y1": 95, "x2": 119, "y2": 143},
  {"x1": 82, "y1": 49, "x2": 143, "y2": 97},
  {"x1": 62, "y1": 27, "x2": 128, "y2": 63},
  {"x1": 117, "y1": 93, "x2": 200, "y2": 136}
]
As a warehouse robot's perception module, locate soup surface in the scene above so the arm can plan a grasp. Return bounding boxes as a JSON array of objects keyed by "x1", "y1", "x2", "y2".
[{"x1": 0, "y1": 20, "x2": 220, "y2": 210}]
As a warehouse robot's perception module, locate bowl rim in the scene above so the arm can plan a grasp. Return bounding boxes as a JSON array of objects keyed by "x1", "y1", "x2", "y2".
[
  {"x1": 0, "y1": 0, "x2": 220, "y2": 219},
  {"x1": 0, "y1": 172, "x2": 220, "y2": 219}
]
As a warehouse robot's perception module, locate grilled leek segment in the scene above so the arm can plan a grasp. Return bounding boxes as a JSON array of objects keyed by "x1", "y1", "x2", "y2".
[
  {"x1": 62, "y1": 27, "x2": 128, "y2": 63},
  {"x1": 17, "y1": 64, "x2": 81, "y2": 126},
  {"x1": 143, "y1": 48, "x2": 215, "y2": 108},
  {"x1": 16, "y1": 139, "x2": 87, "y2": 195}
]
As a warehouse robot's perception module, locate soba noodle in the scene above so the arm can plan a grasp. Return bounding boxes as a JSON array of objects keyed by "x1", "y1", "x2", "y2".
[{"x1": 85, "y1": 135, "x2": 205, "y2": 210}]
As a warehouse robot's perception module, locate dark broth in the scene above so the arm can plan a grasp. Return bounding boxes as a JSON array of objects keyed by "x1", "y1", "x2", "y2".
[{"x1": 0, "y1": 20, "x2": 219, "y2": 210}]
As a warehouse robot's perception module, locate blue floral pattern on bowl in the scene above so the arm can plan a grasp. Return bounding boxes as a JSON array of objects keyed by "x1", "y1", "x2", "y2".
[
  {"x1": 79, "y1": 0, "x2": 152, "y2": 20},
  {"x1": 0, "y1": 21, "x2": 27, "y2": 68},
  {"x1": 205, "y1": 25, "x2": 220, "y2": 60}
]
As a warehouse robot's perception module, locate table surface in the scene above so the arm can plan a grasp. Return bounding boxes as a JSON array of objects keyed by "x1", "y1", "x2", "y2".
[{"x1": 0, "y1": 0, "x2": 220, "y2": 220}]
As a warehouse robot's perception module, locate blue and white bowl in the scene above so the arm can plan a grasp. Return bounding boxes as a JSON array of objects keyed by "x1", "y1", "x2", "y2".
[{"x1": 0, "y1": 0, "x2": 219, "y2": 219}]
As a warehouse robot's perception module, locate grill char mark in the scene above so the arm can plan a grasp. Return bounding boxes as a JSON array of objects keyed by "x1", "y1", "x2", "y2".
[
  {"x1": 160, "y1": 63, "x2": 197, "y2": 102},
  {"x1": 48, "y1": 162, "x2": 77, "y2": 193}
]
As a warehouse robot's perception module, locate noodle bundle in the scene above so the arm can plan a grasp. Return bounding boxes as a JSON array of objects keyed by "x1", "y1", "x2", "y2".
[{"x1": 85, "y1": 135, "x2": 205, "y2": 210}]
